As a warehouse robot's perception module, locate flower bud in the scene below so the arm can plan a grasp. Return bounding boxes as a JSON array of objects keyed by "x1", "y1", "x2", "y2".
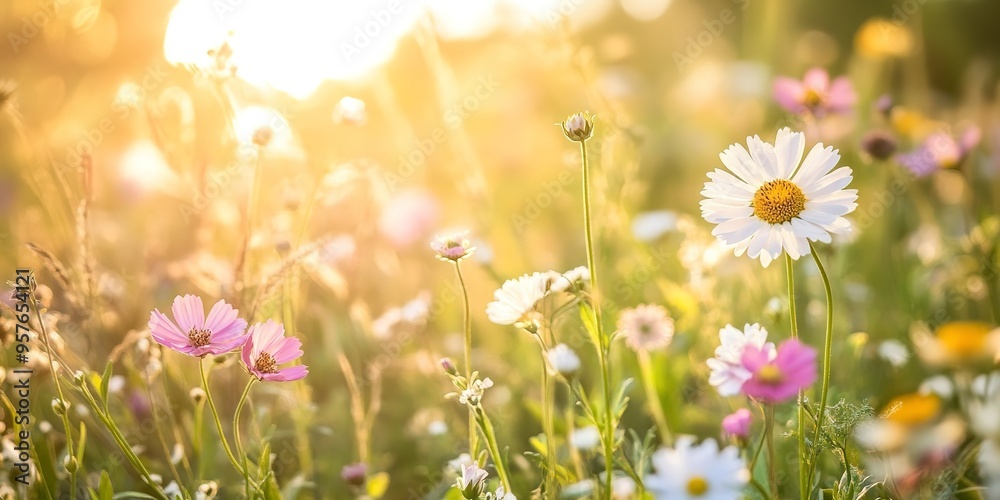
[
  {"x1": 73, "y1": 370, "x2": 86, "y2": 386},
  {"x1": 440, "y1": 358, "x2": 458, "y2": 376},
  {"x1": 561, "y1": 111, "x2": 594, "y2": 142},
  {"x1": 861, "y1": 131, "x2": 897, "y2": 161},
  {"x1": 341, "y1": 462, "x2": 367, "y2": 487},
  {"x1": 64, "y1": 456, "x2": 79, "y2": 473},
  {"x1": 189, "y1": 387, "x2": 207, "y2": 404},
  {"x1": 51, "y1": 398, "x2": 70, "y2": 416}
]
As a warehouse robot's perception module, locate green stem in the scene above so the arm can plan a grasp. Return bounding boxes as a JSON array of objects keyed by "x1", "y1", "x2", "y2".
[
  {"x1": 234, "y1": 379, "x2": 256, "y2": 499},
  {"x1": 474, "y1": 407, "x2": 513, "y2": 493},
  {"x1": 199, "y1": 360, "x2": 246, "y2": 476},
  {"x1": 31, "y1": 291, "x2": 76, "y2": 500},
  {"x1": 764, "y1": 404, "x2": 778, "y2": 498},
  {"x1": 808, "y1": 242, "x2": 835, "y2": 492},
  {"x1": 637, "y1": 351, "x2": 671, "y2": 444},
  {"x1": 540, "y1": 350, "x2": 556, "y2": 494},
  {"x1": 580, "y1": 137, "x2": 615, "y2": 500},
  {"x1": 454, "y1": 262, "x2": 479, "y2": 458},
  {"x1": 787, "y1": 254, "x2": 807, "y2": 500}
]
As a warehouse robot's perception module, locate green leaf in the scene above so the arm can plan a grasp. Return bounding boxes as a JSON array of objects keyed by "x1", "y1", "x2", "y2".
[
  {"x1": 578, "y1": 302, "x2": 602, "y2": 350},
  {"x1": 76, "y1": 421, "x2": 87, "y2": 463},
  {"x1": 99, "y1": 362, "x2": 114, "y2": 401},
  {"x1": 112, "y1": 493, "x2": 157, "y2": 500},
  {"x1": 257, "y1": 441, "x2": 272, "y2": 479},
  {"x1": 366, "y1": 471, "x2": 390, "y2": 498},
  {"x1": 98, "y1": 471, "x2": 113, "y2": 500}
]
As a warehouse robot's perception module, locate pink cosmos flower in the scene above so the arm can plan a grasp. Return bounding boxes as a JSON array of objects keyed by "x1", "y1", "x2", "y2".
[
  {"x1": 740, "y1": 339, "x2": 817, "y2": 403},
  {"x1": 773, "y1": 68, "x2": 856, "y2": 117},
  {"x1": 148, "y1": 295, "x2": 248, "y2": 357},
  {"x1": 722, "y1": 408, "x2": 752, "y2": 438},
  {"x1": 897, "y1": 127, "x2": 980, "y2": 177},
  {"x1": 241, "y1": 320, "x2": 308, "y2": 382},
  {"x1": 378, "y1": 187, "x2": 440, "y2": 248}
]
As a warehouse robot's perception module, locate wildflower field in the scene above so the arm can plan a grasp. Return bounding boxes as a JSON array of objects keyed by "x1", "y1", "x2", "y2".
[{"x1": 2, "y1": 0, "x2": 1000, "y2": 498}]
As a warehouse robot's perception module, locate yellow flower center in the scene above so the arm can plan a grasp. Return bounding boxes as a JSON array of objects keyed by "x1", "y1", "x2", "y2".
[
  {"x1": 686, "y1": 476, "x2": 709, "y2": 496},
  {"x1": 254, "y1": 352, "x2": 278, "y2": 373},
  {"x1": 936, "y1": 321, "x2": 993, "y2": 359},
  {"x1": 803, "y1": 88, "x2": 824, "y2": 108},
  {"x1": 757, "y1": 364, "x2": 784, "y2": 384},
  {"x1": 188, "y1": 328, "x2": 211, "y2": 347},
  {"x1": 884, "y1": 393, "x2": 940, "y2": 426},
  {"x1": 752, "y1": 179, "x2": 806, "y2": 224}
]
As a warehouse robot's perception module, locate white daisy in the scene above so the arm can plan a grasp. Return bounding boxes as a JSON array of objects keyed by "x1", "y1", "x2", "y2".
[
  {"x1": 547, "y1": 266, "x2": 590, "y2": 293},
  {"x1": 645, "y1": 435, "x2": 748, "y2": 500},
  {"x1": 486, "y1": 273, "x2": 549, "y2": 326},
  {"x1": 706, "y1": 323, "x2": 776, "y2": 397},
  {"x1": 617, "y1": 304, "x2": 675, "y2": 352},
  {"x1": 700, "y1": 127, "x2": 858, "y2": 267},
  {"x1": 877, "y1": 339, "x2": 910, "y2": 368}
]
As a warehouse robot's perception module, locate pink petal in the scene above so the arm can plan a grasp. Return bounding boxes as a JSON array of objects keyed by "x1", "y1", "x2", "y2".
[
  {"x1": 740, "y1": 344, "x2": 771, "y2": 372},
  {"x1": 263, "y1": 365, "x2": 308, "y2": 382},
  {"x1": 272, "y1": 337, "x2": 304, "y2": 364},
  {"x1": 826, "y1": 77, "x2": 856, "y2": 113},
  {"x1": 960, "y1": 126, "x2": 981, "y2": 152},
  {"x1": 802, "y1": 68, "x2": 830, "y2": 92},
  {"x1": 204, "y1": 300, "x2": 244, "y2": 340},
  {"x1": 171, "y1": 295, "x2": 205, "y2": 331},
  {"x1": 241, "y1": 335, "x2": 256, "y2": 374},
  {"x1": 148, "y1": 309, "x2": 188, "y2": 348},
  {"x1": 773, "y1": 77, "x2": 804, "y2": 112}
]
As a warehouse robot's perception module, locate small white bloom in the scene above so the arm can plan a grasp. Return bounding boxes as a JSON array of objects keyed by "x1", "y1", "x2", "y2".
[
  {"x1": 456, "y1": 463, "x2": 489, "y2": 499},
  {"x1": 485, "y1": 273, "x2": 549, "y2": 326},
  {"x1": 707, "y1": 323, "x2": 776, "y2": 396},
  {"x1": 546, "y1": 344, "x2": 581, "y2": 375},
  {"x1": 617, "y1": 304, "x2": 675, "y2": 352},
  {"x1": 107, "y1": 375, "x2": 126, "y2": 394},
  {"x1": 571, "y1": 426, "x2": 602, "y2": 451},
  {"x1": 970, "y1": 372, "x2": 1000, "y2": 439},
  {"x1": 548, "y1": 266, "x2": 590, "y2": 293},
  {"x1": 700, "y1": 128, "x2": 858, "y2": 267},
  {"x1": 428, "y1": 420, "x2": 448, "y2": 436},
  {"x1": 877, "y1": 339, "x2": 910, "y2": 368},
  {"x1": 979, "y1": 439, "x2": 1000, "y2": 500},
  {"x1": 631, "y1": 210, "x2": 678, "y2": 242},
  {"x1": 645, "y1": 435, "x2": 748, "y2": 499},
  {"x1": 918, "y1": 375, "x2": 954, "y2": 400},
  {"x1": 612, "y1": 475, "x2": 637, "y2": 499},
  {"x1": 459, "y1": 377, "x2": 494, "y2": 406},
  {"x1": 332, "y1": 96, "x2": 367, "y2": 126},
  {"x1": 485, "y1": 485, "x2": 516, "y2": 500},
  {"x1": 562, "y1": 479, "x2": 597, "y2": 497},
  {"x1": 448, "y1": 453, "x2": 474, "y2": 473}
]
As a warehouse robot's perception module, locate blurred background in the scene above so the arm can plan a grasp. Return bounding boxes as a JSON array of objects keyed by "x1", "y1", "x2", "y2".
[{"x1": 2, "y1": 0, "x2": 1000, "y2": 498}]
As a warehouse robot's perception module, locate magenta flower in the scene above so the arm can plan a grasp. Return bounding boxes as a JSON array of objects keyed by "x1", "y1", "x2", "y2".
[
  {"x1": 241, "y1": 320, "x2": 308, "y2": 382},
  {"x1": 740, "y1": 339, "x2": 817, "y2": 403},
  {"x1": 773, "y1": 67, "x2": 855, "y2": 117},
  {"x1": 722, "y1": 408, "x2": 752, "y2": 438},
  {"x1": 897, "y1": 127, "x2": 980, "y2": 177},
  {"x1": 148, "y1": 295, "x2": 248, "y2": 357}
]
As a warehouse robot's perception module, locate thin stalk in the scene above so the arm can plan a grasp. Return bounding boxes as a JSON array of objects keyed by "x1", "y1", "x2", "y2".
[
  {"x1": 199, "y1": 360, "x2": 246, "y2": 476},
  {"x1": 144, "y1": 382, "x2": 183, "y2": 487},
  {"x1": 31, "y1": 291, "x2": 76, "y2": 499},
  {"x1": 234, "y1": 379, "x2": 256, "y2": 500},
  {"x1": 454, "y1": 262, "x2": 479, "y2": 457},
  {"x1": 764, "y1": 404, "x2": 778, "y2": 498},
  {"x1": 808, "y1": 242, "x2": 835, "y2": 491},
  {"x1": 787, "y1": 254, "x2": 807, "y2": 500},
  {"x1": 580, "y1": 138, "x2": 615, "y2": 500},
  {"x1": 637, "y1": 351, "x2": 671, "y2": 444},
  {"x1": 474, "y1": 407, "x2": 513, "y2": 493},
  {"x1": 540, "y1": 350, "x2": 556, "y2": 494}
]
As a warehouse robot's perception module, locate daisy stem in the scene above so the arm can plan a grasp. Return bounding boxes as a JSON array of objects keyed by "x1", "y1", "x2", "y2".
[
  {"x1": 234, "y1": 379, "x2": 256, "y2": 499},
  {"x1": 637, "y1": 350, "x2": 672, "y2": 444},
  {"x1": 580, "y1": 137, "x2": 615, "y2": 500},
  {"x1": 786, "y1": 254, "x2": 807, "y2": 500},
  {"x1": 200, "y1": 360, "x2": 247, "y2": 477},
  {"x1": 474, "y1": 406, "x2": 513, "y2": 493},
  {"x1": 31, "y1": 289, "x2": 77, "y2": 500},
  {"x1": 808, "y1": 242, "x2": 834, "y2": 492},
  {"x1": 453, "y1": 261, "x2": 480, "y2": 459},
  {"x1": 540, "y1": 349, "x2": 557, "y2": 494}
]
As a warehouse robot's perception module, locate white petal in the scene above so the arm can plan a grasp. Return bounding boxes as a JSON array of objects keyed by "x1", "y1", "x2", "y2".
[{"x1": 774, "y1": 128, "x2": 805, "y2": 179}]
